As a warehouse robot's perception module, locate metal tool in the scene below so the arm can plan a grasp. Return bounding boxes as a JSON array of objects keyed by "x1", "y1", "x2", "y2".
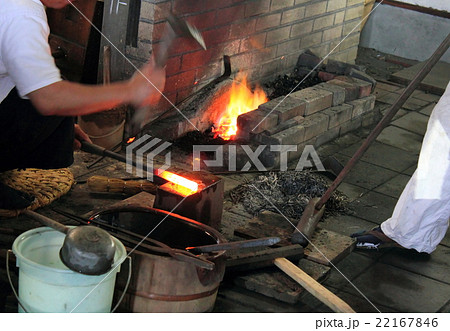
[
  {"x1": 186, "y1": 237, "x2": 280, "y2": 254},
  {"x1": 52, "y1": 208, "x2": 215, "y2": 270},
  {"x1": 292, "y1": 32, "x2": 450, "y2": 247},
  {"x1": 22, "y1": 210, "x2": 116, "y2": 275},
  {"x1": 130, "y1": 13, "x2": 207, "y2": 133}
]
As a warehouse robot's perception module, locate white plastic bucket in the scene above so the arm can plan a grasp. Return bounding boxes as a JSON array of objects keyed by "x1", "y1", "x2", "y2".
[{"x1": 10, "y1": 227, "x2": 127, "y2": 313}]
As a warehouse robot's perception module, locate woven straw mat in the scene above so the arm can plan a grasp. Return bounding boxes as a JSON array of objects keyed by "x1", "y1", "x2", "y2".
[{"x1": 0, "y1": 168, "x2": 74, "y2": 218}]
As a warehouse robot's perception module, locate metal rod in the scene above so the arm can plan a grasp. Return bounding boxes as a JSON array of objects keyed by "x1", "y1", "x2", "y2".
[
  {"x1": 186, "y1": 237, "x2": 280, "y2": 254},
  {"x1": 52, "y1": 208, "x2": 215, "y2": 270},
  {"x1": 315, "y1": 32, "x2": 450, "y2": 211}
]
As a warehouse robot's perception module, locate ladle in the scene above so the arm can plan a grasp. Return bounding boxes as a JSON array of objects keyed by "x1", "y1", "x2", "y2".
[{"x1": 22, "y1": 210, "x2": 116, "y2": 275}]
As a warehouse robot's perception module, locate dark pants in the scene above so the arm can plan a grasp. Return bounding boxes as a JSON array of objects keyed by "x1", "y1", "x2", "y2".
[{"x1": 0, "y1": 88, "x2": 74, "y2": 172}]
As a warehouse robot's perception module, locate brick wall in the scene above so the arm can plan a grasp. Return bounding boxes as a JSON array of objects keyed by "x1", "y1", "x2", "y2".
[{"x1": 124, "y1": 0, "x2": 365, "y2": 114}]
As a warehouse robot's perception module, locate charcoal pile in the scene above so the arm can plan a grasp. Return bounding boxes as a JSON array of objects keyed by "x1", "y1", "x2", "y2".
[
  {"x1": 171, "y1": 129, "x2": 227, "y2": 150},
  {"x1": 230, "y1": 171, "x2": 349, "y2": 219},
  {"x1": 264, "y1": 69, "x2": 322, "y2": 100}
]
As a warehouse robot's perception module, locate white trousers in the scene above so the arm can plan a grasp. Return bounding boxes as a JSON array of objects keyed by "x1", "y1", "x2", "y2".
[{"x1": 381, "y1": 83, "x2": 450, "y2": 253}]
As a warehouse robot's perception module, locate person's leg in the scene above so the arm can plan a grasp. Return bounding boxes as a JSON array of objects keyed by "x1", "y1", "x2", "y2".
[
  {"x1": 381, "y1": 84, "x2": 450, "y2": 253},
  {"x1": 0, "y1": 88, "x2": 74, "y2": 171},
  {"x1": 0, "y1": 88, "x2": 74, "y2": 209}
]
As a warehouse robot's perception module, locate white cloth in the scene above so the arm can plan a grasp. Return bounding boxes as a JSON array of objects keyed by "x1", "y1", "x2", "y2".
[
  {"x1": 381, "y1": 82, "x2": 450, "y2": 253},
  {"x1": 0, "y1": 0, "x2": 61, "y2": 102}
]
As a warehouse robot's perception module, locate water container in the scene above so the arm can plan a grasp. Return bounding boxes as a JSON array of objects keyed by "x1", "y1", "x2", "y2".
[{"x1": 10, "y1": 227, "x2": 127, "y2": 313}]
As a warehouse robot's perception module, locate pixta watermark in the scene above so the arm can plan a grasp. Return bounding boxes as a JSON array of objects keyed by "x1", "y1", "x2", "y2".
[
  {"x1": 192, "y1": 144, "x2": 325, "y2": 172},
  {"x1": 125, "y1": 135, "x2": 325, "y2": 179}
]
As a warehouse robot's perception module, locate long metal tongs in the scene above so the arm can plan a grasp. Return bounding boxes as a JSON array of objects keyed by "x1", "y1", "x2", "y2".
[
  {"x1": 52, "y1": 208, "x2": 215, "y2": 270},
  {"x1": 292, "y1": 33, "x2": 450, "y2": 246}
]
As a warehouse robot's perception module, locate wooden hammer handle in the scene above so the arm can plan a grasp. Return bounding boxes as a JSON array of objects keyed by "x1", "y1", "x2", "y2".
[{"x1": 274, "y1": 257, "x2": 355, "y2": 313}]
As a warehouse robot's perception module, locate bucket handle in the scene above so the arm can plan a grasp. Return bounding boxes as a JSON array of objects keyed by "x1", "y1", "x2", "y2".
[
  {"x1": 6, "y1": 249, "x2": 29, "y2": 313},
  {"x1": 6, "y1": 250, "x2": 131, "y2": 313},
  {"x1": 111, "y1": 256, "x2": 132, "y2": 313}
]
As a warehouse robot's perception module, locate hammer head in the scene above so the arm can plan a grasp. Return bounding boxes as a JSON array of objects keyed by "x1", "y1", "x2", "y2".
[{"x1": 167, "y1": 14, "x2": 206, "y2": 50}]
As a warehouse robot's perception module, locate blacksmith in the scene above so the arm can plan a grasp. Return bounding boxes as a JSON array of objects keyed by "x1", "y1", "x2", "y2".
[{"x1": 0, "y1": 0, "x2": 166, "y2": 209}]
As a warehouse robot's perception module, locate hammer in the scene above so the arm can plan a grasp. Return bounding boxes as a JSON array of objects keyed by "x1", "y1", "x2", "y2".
[{"x1": 130, "y1": 13, "x2": 207, "y2": 132}]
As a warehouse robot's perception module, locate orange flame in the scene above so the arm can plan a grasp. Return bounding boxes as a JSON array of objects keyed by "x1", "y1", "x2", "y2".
[
  {"x1": 213, "y1": 72, "x2": 268, "y2": 140},
  {"x1": 156, "y1": 170, "x2": 199, "y2": 196},
  {"x1": 127, "y1": 137, "x2": 136, "y2": 144}
]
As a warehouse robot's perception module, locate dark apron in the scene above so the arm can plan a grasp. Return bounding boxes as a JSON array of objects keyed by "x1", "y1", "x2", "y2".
[{"x1": 0, "y1": 88, "x2": 74, "y2": 172}]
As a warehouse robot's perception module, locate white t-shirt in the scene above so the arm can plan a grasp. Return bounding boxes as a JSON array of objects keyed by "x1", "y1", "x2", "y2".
[{"x1": 0, "y1": 0, "x2": 62, "y2": 102}]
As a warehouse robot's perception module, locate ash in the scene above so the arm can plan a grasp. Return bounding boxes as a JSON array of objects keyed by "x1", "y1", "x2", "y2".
[{"x1": 230, "y1": 171, "x2": 349, "y2": 219}]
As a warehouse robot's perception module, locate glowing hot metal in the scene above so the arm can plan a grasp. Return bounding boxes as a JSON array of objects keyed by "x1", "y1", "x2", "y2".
[{"x1": 154, "y1": 169, "x2": 199, "y2": 196}]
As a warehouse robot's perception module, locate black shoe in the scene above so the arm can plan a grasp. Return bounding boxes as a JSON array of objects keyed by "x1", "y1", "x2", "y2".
[
  {"x1": 350, "y1": 226, "x2": 403, "y2": 250},
  {"x1": 0, "y1": 182, "x2": 35, "y2": 210}
]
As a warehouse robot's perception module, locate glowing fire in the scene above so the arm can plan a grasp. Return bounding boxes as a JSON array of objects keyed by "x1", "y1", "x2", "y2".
[
  {"x1": 155, "y1": 170, "x2": 199, "y2": 196},
  {"x1": 213, "y1": 72, "x2": 268, "y2": 140},
  {"x1": 127, "y1": 137, "x2": 136, "y2": 144}
]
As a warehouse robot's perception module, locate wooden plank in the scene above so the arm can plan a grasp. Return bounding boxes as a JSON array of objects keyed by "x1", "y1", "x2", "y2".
[
  {"x1": 304, "y1": 227, "x2": 355, "y2": 266},
  {"x1": 274, "y1": 258, "x2": 355, "y2": 313},
  {"x1": 225, "y1": 245, "x2": 304, "y2": 272},
  {"x1": 234, "y1": 212, "x2": 355, "y2": 266},
  {"x1": 233, "y1": 259, "x2": 330, "y2": 304}
]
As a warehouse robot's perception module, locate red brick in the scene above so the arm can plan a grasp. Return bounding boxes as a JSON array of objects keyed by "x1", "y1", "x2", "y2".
[
  {"x1": 322, "y1": 104, "x2": 353, "y2": 128},
  {"x1": 215, "y1": 4, "x2": 246, "y2": 26},
  {"x1": 181, "y1": 49, "x2": 215, "y2": 70},
  {"x1": 167, "y1": 36, "x2": 203, "y2": 56},
  {"x1": 327, "y1": 79, "x2": 359, "y2": 102},
  {"x1": 290, "y1": 87, "x2": 333, "y2": 116},
  {"x1": 187, "y1": 11, "x2": 217, "y2": 31},
  {"x1": 164, "y1": 70, "x2": 196, "y2": 93},
  {"x1": 237, "y1": 110, "x2": 279, "y2": 134},
  {"x1": 335, "y1": 76, "x2": 372, "y2": 98},
  {"x1": 151, "y1": 22, "x2": 166, "y2": 42},
  {"x1": 270, "y1": 124, "x2": 306, "y2": 145},
  {"x1": 301, "y1": 113, "x2": 330, "y2": 141},
  {"x1": 318, "y1": 71, "x2": 336, "y2": 81},
  {"x1": 230, "y1": 19, "x2": 257, "y2": 39},
  {"x1": 296, "y1": 50, "x2": 322, "y2": 69},
  {"x1": 153, "y1": 2, "x2": 173, "y2": 22},
  {"x1": 173, "y1": 0, "x2": 206, "y2": 15},
  {"x1": 203, "y1": 26, "x2": 231, "y2": 46},
  {"x1": 315, "y1": 82, "x2": 346, "y2": 105},
  {"x1": 245, "y1": 0, "x2": 271, "y2": 17},
  {"x1": 165, "y1": 56, "x2": 181, "y2": 76},
  {"x1": 265, "y1": 115, "x2": 305, "y2": 136},
  {"x1": 346, "y1": 95, "x2": 376, "y2": 118},
  {"x1": 204, "y1": 0, "x2": 235, "y2": 11},
  {"x1": 194, "y1": 61, "x2": 223, "y2": 85},
  {"x1": 259, "y1": 96, "x2": 306, "y2": 122},
  {"x1": 240, "y1": 33, "x2": 267, "y2": 53}
]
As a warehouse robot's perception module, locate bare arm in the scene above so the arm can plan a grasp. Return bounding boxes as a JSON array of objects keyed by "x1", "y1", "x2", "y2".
[{"x1": 27, "y1": 60, "x2": 166, "y2": 117}]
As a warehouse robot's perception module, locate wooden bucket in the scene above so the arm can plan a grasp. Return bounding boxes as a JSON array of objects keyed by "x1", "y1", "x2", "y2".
[{"x1": 89, "y1": 207, "x2": 226, "y2": 313}]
